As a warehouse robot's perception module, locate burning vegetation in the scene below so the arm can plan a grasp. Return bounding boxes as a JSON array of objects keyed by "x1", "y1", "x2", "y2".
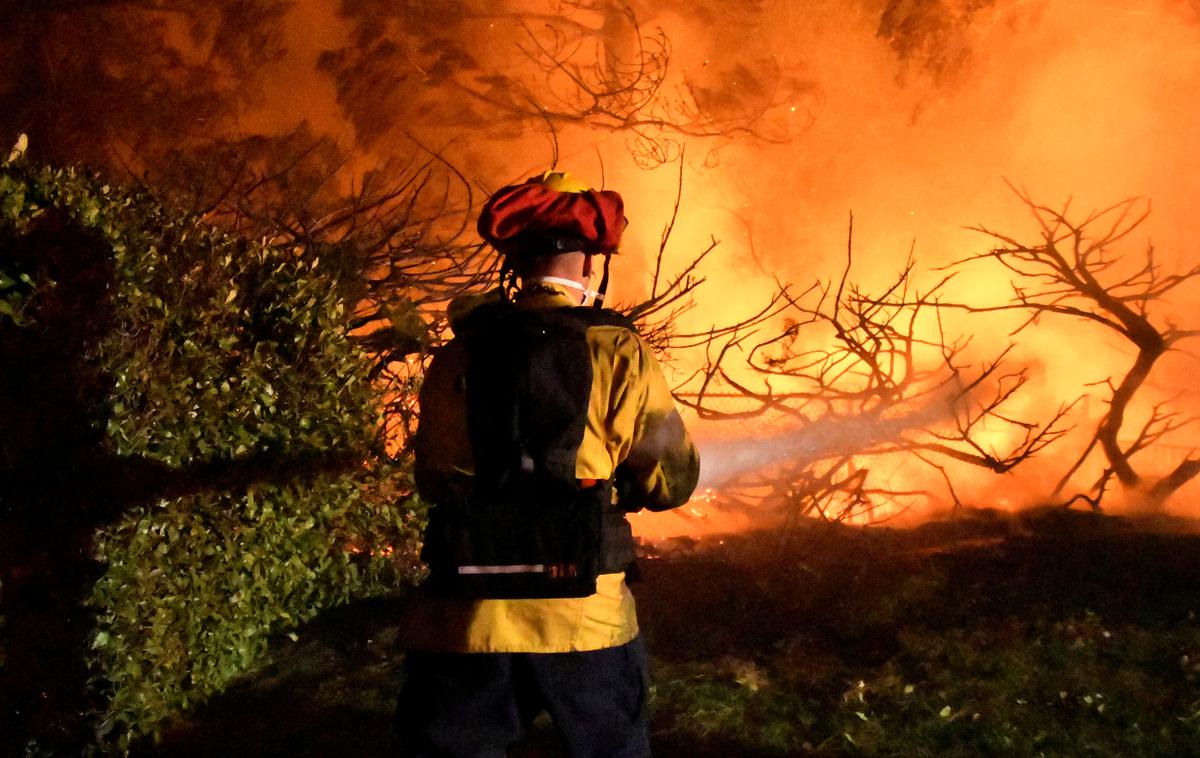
[
  {"x1": 3, "y1": 0, "x2": 1200, "y2": 753},
  {"x1": 662, "y1": 186, "x2": 1200, "y2": 530}
]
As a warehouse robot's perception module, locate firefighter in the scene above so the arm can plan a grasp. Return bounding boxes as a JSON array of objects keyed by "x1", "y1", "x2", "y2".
[{"x1": 395, "y1": 170, "x2": 700, "y2": 757}]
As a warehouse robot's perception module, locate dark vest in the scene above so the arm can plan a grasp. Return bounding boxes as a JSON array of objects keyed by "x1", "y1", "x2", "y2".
[{"x1": 421, "y1": 300, "x2": 638, "y2": 599}]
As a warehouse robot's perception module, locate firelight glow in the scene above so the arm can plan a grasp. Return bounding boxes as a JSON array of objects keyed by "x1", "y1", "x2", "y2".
[{"x1": 224, "y1": 0, "x2": 1200, "y2": 535}]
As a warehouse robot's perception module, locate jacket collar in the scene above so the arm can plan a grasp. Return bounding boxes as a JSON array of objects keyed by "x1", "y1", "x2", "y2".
[{"x1": 514, "y1": 280, "x2": 582, "y2": 309}]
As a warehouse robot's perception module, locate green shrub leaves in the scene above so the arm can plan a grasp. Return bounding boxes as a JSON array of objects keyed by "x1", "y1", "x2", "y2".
[{"x1": 1, "y1": 157, "x2": 424, "y2": 750}]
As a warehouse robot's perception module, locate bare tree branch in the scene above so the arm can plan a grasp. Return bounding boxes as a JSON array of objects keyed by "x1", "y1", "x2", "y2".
[
  {"x1": 949, "y1": 187, "x2": 1200, "y2": 508},
  {"x1": 679, "y1": 217, "x2": 1073, "y2": 522}
]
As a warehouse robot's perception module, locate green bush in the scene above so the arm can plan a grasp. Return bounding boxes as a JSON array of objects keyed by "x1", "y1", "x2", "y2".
[
  {"x1": 0, "y1": 156, "x2": 425, "y2": 750},
  {"x1": 90, "y1": 472, "x2": 424, "y2": 749}
]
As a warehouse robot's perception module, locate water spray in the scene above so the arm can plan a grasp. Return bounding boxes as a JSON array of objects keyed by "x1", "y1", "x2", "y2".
[{"x1": 694, "y1": 401, "x2": 950, "y2": 488}]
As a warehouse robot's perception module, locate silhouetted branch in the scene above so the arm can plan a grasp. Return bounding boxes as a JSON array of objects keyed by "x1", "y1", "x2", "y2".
[
  {"x1": 682, "y1": 214, "x2": 1071, "y2": 521},
  {"x1": 949, "y1": 185, "x2": 1200, "y2": 508}
]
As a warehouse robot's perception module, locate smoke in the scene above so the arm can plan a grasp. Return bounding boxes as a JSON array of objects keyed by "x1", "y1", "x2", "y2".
[
  {"x1": 10, "y1": 0, "x2": 1200, "y2": 525},
  {"x1": 176, "y1": 0, "x2": 1200, "y2": 522},
  {"x1": 695, "y1": 400, "x2": 952, "y2": 488}
]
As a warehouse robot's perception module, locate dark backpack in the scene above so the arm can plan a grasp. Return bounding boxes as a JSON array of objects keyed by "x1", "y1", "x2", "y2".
[{"x1": 421, "y1": 302, "x2": 637, "y2": 599}]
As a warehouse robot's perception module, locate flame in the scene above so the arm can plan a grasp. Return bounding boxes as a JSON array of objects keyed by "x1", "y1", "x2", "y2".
[
  {"x1": 139, "y1": 0, "x2": 1200, "y2": 535},
  {"x1": 345, "y1": 542, "x2": 397, "y2": 558},
  {"x1": 614, "y1": 0, "x2": 1200, "y2": 536}
]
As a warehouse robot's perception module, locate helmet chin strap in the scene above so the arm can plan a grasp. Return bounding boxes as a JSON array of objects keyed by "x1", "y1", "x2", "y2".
[
  {"x1": 592, "y1": 253, "x2": 611, "y2": 310},
  {"x1": 530, "y1": 275, "x2": 604, "y2": 305}
]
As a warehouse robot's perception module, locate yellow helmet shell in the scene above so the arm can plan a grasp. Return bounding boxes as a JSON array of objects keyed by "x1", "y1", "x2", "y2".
[{"x1": 538, "y1": 170, "x2": 591, "y2": 194}]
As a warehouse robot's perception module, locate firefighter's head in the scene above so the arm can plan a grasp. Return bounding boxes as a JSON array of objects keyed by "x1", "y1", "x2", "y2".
[{"x1": 478, "y1": 171, "x2": 627, "y2": 304}]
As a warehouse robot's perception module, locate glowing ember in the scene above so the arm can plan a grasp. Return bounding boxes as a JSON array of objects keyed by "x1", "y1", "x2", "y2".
[{"x1": 345, "y1": 543, "x2": 397, "y2": 558}]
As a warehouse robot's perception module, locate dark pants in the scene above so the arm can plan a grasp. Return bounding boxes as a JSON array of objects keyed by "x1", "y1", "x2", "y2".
[{"x1": 395, "y1": 637, "x2": 651, "y2": 758}]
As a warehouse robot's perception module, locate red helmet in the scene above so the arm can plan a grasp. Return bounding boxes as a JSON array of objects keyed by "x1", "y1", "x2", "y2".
[{"x1": 477, "y1": 171, "x2": 627, "y2": 258}]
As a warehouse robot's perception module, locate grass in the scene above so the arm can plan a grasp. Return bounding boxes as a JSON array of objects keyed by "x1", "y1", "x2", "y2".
[
  {"x1": 650, "y1": 613, "x2": 1200, "y2": 756},
  {"x1": 146, "y1": 507, "x2": 1200, "y2": 757}
]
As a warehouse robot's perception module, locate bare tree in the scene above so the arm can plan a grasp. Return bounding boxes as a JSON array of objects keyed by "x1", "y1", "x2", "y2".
[
  {"x1": 164, "y1": 137, "x2": 778, "y2": 459},
  {"x1": 154, "y1": 127, "x2": 507, "y2": 460},
  {"x1": 616, "y1": 152, "x2": 788, "y2": 354},
  {"x1": 487, "y1": 1, "x2": 800, "y2": 167},
  {"x1": 319, "y1": 1, "x2": 808, "y2": 168},
  {"x1": 162, "y1": 128, "x2": 495, "y2": 319},
  {"x1": 949, "y1": 185, "x2": 1200, "y2": 508},
  {"x1": 676, "y1": 215, "x2": 1074, "y2": 522}
]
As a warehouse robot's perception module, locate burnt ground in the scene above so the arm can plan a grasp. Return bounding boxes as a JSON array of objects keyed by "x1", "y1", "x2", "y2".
[{"x1": 144, "y1": 507, "x2": 1200, "y2": 757}]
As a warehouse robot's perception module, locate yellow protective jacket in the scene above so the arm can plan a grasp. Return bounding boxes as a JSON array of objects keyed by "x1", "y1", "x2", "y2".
[{"x1": 402, "y1": 281, "x2": 699, "y2": 653}]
